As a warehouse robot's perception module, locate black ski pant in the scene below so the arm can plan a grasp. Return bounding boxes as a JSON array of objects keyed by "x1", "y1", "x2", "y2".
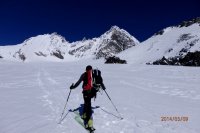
[{"x1": 83, "y1": 91, "x2": 92, "y2": 124}]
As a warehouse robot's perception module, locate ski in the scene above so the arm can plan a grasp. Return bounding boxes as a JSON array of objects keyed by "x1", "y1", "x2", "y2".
[
  {"x1": 73, "y1": 110, "x2": 95, "y2": 133},
  {"x1": 74, "y1": 115, "x2": 85, "y2": 128}
]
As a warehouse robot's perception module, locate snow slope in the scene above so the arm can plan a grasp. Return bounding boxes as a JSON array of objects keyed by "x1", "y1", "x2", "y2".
[
  {"x1": 0, "y1": 61, "x2": 200, "y2": 133},
  {"x1": 119, "y1": 23, "x2": 200, "y2": 64}
]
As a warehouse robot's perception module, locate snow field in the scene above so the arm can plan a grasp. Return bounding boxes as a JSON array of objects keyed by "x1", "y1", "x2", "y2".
[{"x1": 0, "y1": 61, "x2": 200, "y2": 133}]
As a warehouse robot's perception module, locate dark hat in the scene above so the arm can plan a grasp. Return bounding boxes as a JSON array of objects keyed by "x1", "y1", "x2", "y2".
[{"x1": 86, "y1": 65, "x2": 92, "y2": 71}]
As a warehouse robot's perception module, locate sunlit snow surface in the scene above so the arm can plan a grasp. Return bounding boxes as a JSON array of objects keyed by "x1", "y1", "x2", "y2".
[{"x1": 0, "y1": 60, "x2": 200, "y2": 133}]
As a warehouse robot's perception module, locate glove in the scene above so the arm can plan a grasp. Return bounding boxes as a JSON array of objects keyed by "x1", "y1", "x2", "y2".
[
  {"x1": 70, "y1": 83, "x2": 75, "y2": 89},
  {"x1": 102, "y1": 84, "x2": 106, "y2": 90}
]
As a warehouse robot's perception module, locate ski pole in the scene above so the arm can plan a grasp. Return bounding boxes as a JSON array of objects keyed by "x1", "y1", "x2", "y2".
[
  {"x1": 58, "y1": 89, "x2": 72, "y2": 124},
  {"x1": 103, "y1": 89, "x2": 123, "y2": 119}
]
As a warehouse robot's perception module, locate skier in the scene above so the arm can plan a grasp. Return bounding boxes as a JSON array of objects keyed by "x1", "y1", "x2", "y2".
[{"x1": 70, "y1": 65, "x2": 106, "y2": 131}]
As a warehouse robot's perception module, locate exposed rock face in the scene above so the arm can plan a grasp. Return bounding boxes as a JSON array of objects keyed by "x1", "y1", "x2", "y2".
[
  {"x1": 105, "y1": 56, "x2": 127, "y2": 64},
  {"x1": 179, "y1": 17, "x2": 200, "y2": 27},
  {"x1": 151, "y1": 51, "x2": 200, "y2": 66},
  {"x1": 51, "y1": 50, "x2": 64, "y2": 59}
]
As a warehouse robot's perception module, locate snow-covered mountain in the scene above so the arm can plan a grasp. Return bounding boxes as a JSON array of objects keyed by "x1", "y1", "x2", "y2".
[
  {"x1": 0, "y1": 26, "x2": 139, "y2": 62},
  {"x1": 69, "y1": 26, "x2": 139, "y2": 59},
  {"x1": 0, "y1": 33, "x2": 73, "y2": 62},
  {"x1": 1, "y1": 18, "x2": 200, "y2": 65},
  {"x1": 119, "y1": 17, "x2": 200, "y2": 65}
]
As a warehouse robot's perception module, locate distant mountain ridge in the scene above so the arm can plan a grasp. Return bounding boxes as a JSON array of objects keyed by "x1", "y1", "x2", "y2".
[
  {"x1": 0, "y1": 17, "x2": 200, "y2": 66},
  {"x1": 0, "y1": 26, "x2": 139, "y2": 62}
]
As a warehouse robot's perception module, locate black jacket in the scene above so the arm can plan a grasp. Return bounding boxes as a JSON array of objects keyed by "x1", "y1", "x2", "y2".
[{"x1": 72, "y1": 71, "x2": 106, "y2": 90}]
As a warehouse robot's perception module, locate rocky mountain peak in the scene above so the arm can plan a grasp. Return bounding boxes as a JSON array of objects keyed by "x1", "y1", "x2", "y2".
[
  {"x1": 179, "y1": 17, "x2": 200, "y2": 27},
  {"x1": 109, "y1": 25, "x2": 121, "y2": 32}
]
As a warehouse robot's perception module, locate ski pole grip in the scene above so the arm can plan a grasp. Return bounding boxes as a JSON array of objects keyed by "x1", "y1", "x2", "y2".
[{"x1": 70, "y1": 83, "x2": 74, "y2": 89}]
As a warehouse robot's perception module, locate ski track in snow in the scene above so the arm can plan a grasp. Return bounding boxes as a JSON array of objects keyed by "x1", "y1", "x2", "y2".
[
  {"x1": 0, "y1": 62, "x2": 200, "y2": 133},
  {"x1": 120, "y1": 78, "x2": 200, "y2": 100}
]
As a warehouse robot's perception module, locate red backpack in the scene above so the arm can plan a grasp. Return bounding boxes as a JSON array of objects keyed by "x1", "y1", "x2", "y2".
[{"x1": 83, "y1": 70, "x2": 93, "y2": 91}]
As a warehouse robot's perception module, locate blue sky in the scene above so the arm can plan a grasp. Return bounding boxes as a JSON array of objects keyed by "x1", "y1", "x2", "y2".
[{"x1": 0, "y1": 0, "x2": 199, "y2": 45}]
